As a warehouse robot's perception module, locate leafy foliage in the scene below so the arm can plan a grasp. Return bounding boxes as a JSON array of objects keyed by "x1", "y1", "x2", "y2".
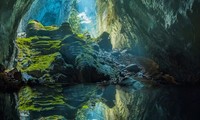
[{"x1": 68, "y1": 8, "x2": 81, "y2": 34}]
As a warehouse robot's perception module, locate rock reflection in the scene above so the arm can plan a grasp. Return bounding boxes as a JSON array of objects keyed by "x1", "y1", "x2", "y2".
[
  {"x1": 105, "y1": 86, "x2": 200, "y2": 120},
  {"x1": 0, "y1": 92, "x2": 19, "y2": 120},
  {"x1": 15, "y1": 85, "x2": 200, "y2": 120}
]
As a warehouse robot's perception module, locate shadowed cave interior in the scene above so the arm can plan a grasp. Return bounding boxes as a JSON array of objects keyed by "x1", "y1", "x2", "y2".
[{"x1": 1, "y1": 0, "x2": 200, "y2": 119}]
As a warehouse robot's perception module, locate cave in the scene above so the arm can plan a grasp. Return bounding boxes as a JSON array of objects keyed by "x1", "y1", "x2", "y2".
[{"x1": 1, "y1": 0, "x2": 200, "y2": 119}]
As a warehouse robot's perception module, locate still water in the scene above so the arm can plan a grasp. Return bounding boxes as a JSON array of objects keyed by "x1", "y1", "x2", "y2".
[{"x1": 1, "y1": 84, "x2": 200, "y2": 120}]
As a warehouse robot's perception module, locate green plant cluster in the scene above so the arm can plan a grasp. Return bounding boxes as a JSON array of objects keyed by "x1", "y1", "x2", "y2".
[{"x1": 68, "y1": 8, "x2": 81, "y2": 34}]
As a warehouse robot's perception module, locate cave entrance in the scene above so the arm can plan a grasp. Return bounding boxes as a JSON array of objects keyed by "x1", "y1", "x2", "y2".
[{"x1": 17, "y1": 0, "x2": 98, "y2": 38}]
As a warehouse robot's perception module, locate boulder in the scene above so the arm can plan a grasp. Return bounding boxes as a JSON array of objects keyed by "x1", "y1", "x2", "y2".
[
  {"x1": 97, "y1": 32, "x2": 112, "y2": 51},
  {"x1": 60, "y1": 35, "x2": 113, "y2": 83},
  {"x1": 50, "y1": 55, "x2": 74, "y2": 75},
  {"x1": 0, "y1": 64, "x2": 5, "y2": 72},
  {"x1": 111, "y1": 50, "x2": 121, "y2": 58},
  {"x1": 120, "y1": 77, "x2": 144, "y2": 90},
  {"x1": 0, "y1": 68, "x2": 24, "y2": 91},
  {"x1": 49, "y1": 55, "x2": 75, "y2": 83},
  {"x1": 60, "y1": 36, "x2": 86, "y2": 64},
  {"x1": 75, "y1": 54, "x2": 111, "y2": 83},
  {"x1": 91, "y1": 43, "x2": 100, "y2": 52},
  {"x1": 61, "y1": 35, "x2": 85, "y2": 45},
  {"x1": 125, "y1": 64, "x2": 141, "y2": 73},
  {"x1": 57, "y1": 22, "x2": 73, "y2": 38}
]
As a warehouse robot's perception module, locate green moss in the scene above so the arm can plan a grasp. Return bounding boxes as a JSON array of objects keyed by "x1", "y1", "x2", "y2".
[
  {"x1": 38, "y1": 36, "x2": 51, "y2": 39},
  {"x1": 39, "y1": 115, "x2": 66, "y2": 120},
  {"x1": 28, "y1": 20, "x2": 58, "y2": 31},
  {"x1": 32, "y1": 40, "x2": 61, "y2": 52},
  {"x1": 18, "y1": 86, "x2": 42, "y2": 111},
  {"x1": 35, "y1": 94, "x2": 65, "y2": 106},
  {"x1": 16, "y1": 37, "x2": 40, "y2": 70},
  {"x1": 17, "y1": 36, "x2": 38, "y2": 43},
  {"x1": 77, "y1": 34, "x2": 85, "y2": 39},
  {"x1": 25, "y1": 52, "x2": 59, "y2": 72},
  {"x1": 16, "y1": 35, "x2": 61, "y2": 72},
  {"x1": 44, "y1": 26, "x2": 59, "y2": 31},
  {"x1": 28, "y1": 20, "x2": 39, "y2": 24},
  {"x1": 82, "y1": 105, "x2": 89, "y2": 109},
  {"x1": 18, "y1": 86, "x2": 66, "y2": 112},
  {"x1": 28, "y1": 20, "x2": 44, "y2": 30}
]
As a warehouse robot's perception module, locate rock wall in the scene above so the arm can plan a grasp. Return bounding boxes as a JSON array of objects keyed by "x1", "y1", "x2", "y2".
[
  {"x1": 97, "y1": 0, "x2": 200, "y2": 83},
  {"x1": 18, "y1": 0, "x2": 74, "y2": 32},
  {"x1": 0, "y1": 0, "x2": 34, "y2": 67},
  {"x1": 1, "y1": 0, "x2": 200, "y2": 83}
]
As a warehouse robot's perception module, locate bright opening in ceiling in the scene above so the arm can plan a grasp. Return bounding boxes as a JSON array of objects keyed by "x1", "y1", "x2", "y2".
[{"x1": 17, "y1": 0, "x2": 97, "y2": 37}]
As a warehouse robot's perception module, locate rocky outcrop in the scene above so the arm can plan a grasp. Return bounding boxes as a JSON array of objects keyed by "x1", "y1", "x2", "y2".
[
  {"x1": 26, "y1": 20, "x2": 72, "y2": 38},
  {"x1": 97, "y1": 32, "x2": 112, "y2": 51},
  {"x1": 60, "y1": 35, "x2": 113, "y2": 83},
  {"x1": 17, "y1": 21, "x2": 116, "y2": 84},
  {"x1": 97, "y1": 0, "x2": 200, "y2": 83},
  {"x1": 1, "y1": 0, "x2": 200, "y2": 85},
  {"x1": 16, "y1": 20, "x2": 72, "y2": 83}
]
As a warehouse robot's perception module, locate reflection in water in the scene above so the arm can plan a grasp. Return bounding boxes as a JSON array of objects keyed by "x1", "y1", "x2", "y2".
[
  {"x1": 106, "y1": 86, "x2": 200, "y2": 120},
  {"x1": 1, "y1": 84, "x2": 200, "y2": 120},
  {"x1": 0, "y1": 92, "x2": 19, "y2": 120}
]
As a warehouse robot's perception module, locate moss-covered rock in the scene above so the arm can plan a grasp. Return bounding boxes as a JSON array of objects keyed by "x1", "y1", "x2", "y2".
[
  {"x1": 17, "y1": 21, "x2": 116, "y2": 84},
  {"x1": 60, "y1": 34, "x2": 114, "y2": 83},
  {"x1": 16, "y1": 37, "x2": 56, "y2": 82},
  {"x1": 16, "y1": 37, "x2": 61, "y2": 73},
  {"x1": 26, "y1": 20, "x2": 72, "y2": 39},
  {"x1": 75, "y1": 53, "x2": 114, "y2": 82},
  {"x1": 16, "y1": 23, "x2": 73, "y2": 83}
]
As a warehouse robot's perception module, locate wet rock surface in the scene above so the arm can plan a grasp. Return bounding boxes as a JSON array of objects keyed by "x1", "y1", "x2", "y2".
[
  {"x1": 0, "y1": 65, "x2": 24, "y2": 91},
  {"x1": 97, "y1": 0, "x2": 200, "y2": 83},
  {"x1": 125, "y1": 64, "x2": 141, "y2": 73}
]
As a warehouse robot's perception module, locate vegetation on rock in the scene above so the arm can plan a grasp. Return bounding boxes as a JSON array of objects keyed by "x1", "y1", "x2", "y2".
[
  {"x1": 28, "y1": 20, "x2": 59, "y2": 31},
  {"x1": 16, "y1": 36, "x2": 61, "y2": 73},
  {"x1": 68, "y1": 7, "x2": 81, "y2": 34}
]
